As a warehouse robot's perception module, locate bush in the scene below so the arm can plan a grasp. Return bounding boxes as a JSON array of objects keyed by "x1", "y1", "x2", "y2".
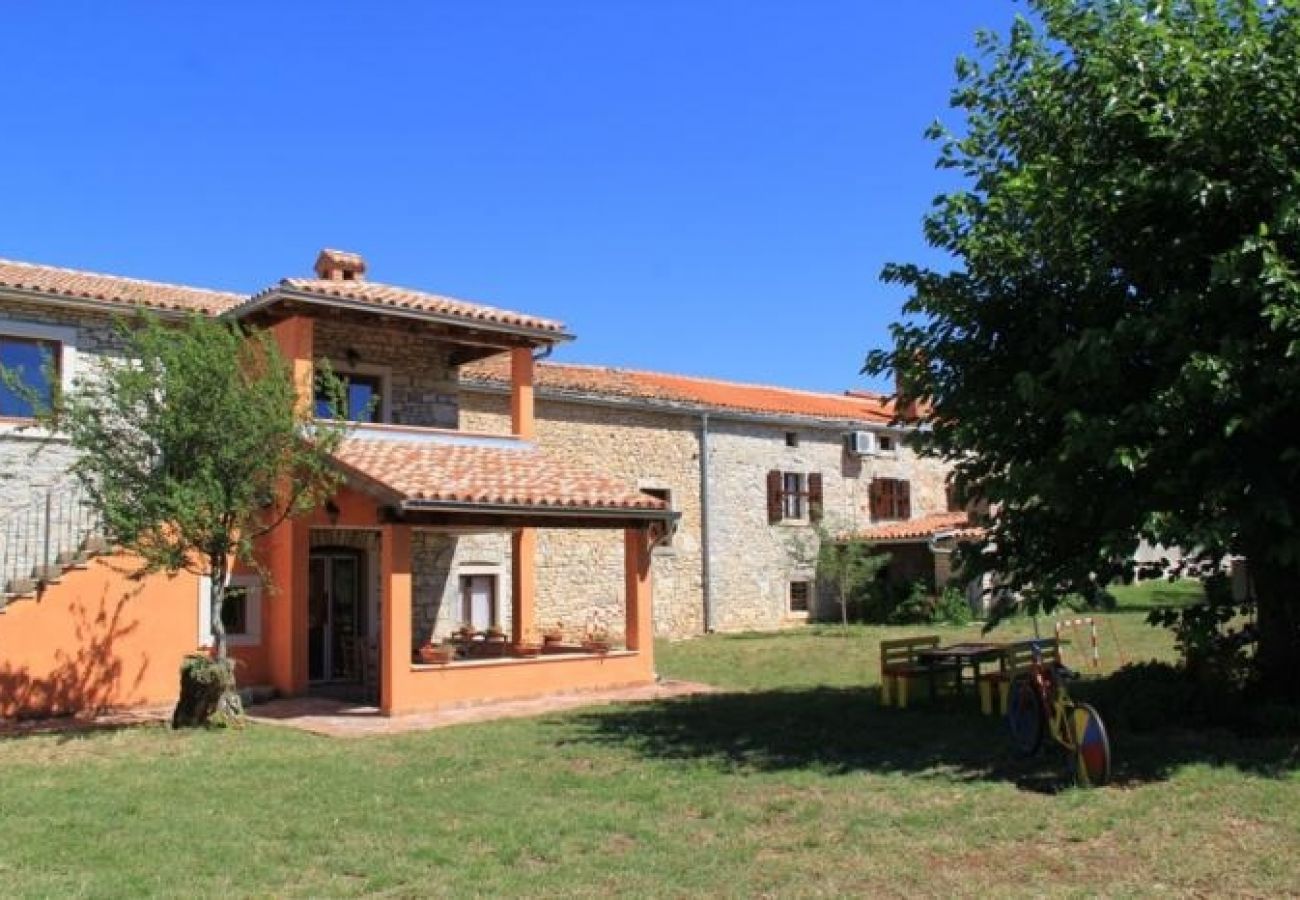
[{"x1": 884, "y1": 581, "x2": 971, "y2": 626}]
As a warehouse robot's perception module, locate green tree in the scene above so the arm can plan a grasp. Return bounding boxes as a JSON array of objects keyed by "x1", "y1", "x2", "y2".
[
  {"x1": 25, "y1": 314, "x2": 347, "y2": 723},
  {"x1": 867, "y1": 1, "x2": 1300, "y2": 696},
  {"x1": 816, "y1": 530, "x2": 890, "y2": 627}
]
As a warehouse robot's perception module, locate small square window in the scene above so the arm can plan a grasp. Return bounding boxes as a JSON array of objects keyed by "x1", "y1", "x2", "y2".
[
  {"x1": 878, "y1": 435, "x2": 893, "y2": 453},
  {"x1": 785, "y1": 432, "x2": 800, "y2": 448},
  {"x1": 789, "y1": 580, "x2": 811, "y2": 614}
]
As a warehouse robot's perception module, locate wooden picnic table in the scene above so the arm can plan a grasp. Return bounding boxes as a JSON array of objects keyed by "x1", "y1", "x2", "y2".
[{"x1": 916, "y1": 642, "x2": 1008, "y2": 699}]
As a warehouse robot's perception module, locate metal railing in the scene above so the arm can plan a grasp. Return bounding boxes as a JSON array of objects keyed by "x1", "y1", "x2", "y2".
[{"x1": 0, "y1": 480, "x2": 104, "y2": 604}]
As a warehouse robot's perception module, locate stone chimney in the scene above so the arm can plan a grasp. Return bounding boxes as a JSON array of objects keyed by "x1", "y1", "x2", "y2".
[{"x1": 314, "y1": 249, "x2": 367, "y2": 282}]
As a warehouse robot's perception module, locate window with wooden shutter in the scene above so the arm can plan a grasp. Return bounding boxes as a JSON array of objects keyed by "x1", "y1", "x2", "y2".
[
  {"x1": 767, "y1": 470, "x2": 784, "y2": 523},
  {"x1": 870, "y1": 478, "x2": 911, "y2": 520},
  {"x1": 807, "y1": 473, "x2": 824, "y2": 523}
]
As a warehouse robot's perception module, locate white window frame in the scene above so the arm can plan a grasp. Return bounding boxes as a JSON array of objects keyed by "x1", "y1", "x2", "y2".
[
  {"x1": 198, "y1": 573, "x2": 263, "y2": 647},
  {"x1": 781, "y1": 472, "x2": 808, "y2": 521},
  {"x1": 318, "y1": 361, "x2": 392, "y2": 424},
  {"x1": 0, "y1": 318, "x2": 78, "y2": 434}
]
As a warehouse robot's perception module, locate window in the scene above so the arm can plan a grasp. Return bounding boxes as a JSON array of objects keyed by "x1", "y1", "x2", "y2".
[
  {"x1": 877, "y1": 434, "x2": 894, "y2": 454},
  {"x1": 946, "y1": 480, "x2": 965, "y2": 513},
  {"x1": 0, "y1": 335, "x2": 59, "y2": 418},
  {"x1": 785, "y1": 431, "x2": 800, "y2": 448},
  {"x1": 642, "y1": 487, "x2": 675, "y2": 549},
  {"x1": 221, "y1": 584, "x2": 251, "y2": 636},
  {"x1": 869, "y1": 478, "x2": 911, "y2": 521},
  {"x1": 198, "y1": 575, "x2": 263, "y2": 646},
  {"x1": 788, "y1": 580, "x2": 811, "y2": 614},
  {"x1": 315, "y1": 371, "x2": 385, "y2": 423},
  {"x1": 460, "y1": 574, "x2": 498, "y2": 630},
  {"x1": 767, "y1": 470, "x2": 823, "y2": 524}
]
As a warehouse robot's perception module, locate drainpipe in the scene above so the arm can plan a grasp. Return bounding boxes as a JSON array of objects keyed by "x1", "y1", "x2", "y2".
[{"x1": 699, "y1": 412, "x2": 716, "y2": 632}]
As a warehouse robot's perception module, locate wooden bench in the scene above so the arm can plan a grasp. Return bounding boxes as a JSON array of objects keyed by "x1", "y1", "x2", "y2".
[
  {"x1": 879, "y1": 636, "x2": 957, "y2": 708},
  {"x1": 978, "y1": 638, "x2": 1061, "y2": 716}
]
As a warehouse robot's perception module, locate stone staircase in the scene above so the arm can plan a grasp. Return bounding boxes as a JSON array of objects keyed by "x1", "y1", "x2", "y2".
[{"x1": 0, "y1": 481, "x2": 106, "y2": 612}]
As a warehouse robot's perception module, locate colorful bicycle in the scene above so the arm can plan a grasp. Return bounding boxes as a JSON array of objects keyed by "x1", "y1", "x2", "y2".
[{"x1": 1006, "y1": 639, "x2": 1111, "y2": 787}]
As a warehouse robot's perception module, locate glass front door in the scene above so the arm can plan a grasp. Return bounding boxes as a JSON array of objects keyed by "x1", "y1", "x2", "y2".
[{"x1": 308, "y1": 550, "x2": 366, "y2": 683}]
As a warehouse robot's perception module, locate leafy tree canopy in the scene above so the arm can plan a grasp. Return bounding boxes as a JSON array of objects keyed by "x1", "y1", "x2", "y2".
[{"x1": 867, "y1": 0, "x2": 1300, "y2": 692}]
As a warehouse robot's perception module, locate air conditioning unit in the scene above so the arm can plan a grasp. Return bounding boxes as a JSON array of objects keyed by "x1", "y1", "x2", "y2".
[{"x1": 846, "y1": 431, "x2": 877, "y2": 457}]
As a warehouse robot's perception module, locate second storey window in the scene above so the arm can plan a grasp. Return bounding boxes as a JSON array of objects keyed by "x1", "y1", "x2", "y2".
[
  {"x1": 869, "y1": 478, "x2": 911, "y2": 521},
  {"x1": 315, "y1": 371, "x2": 385, "y2": 423},
  {"x1": 767, "y1": 470, "x2": 823, "y2": 524},
  {"x1": 0, "y1": 334, "x2": 59, "y2": 418}
]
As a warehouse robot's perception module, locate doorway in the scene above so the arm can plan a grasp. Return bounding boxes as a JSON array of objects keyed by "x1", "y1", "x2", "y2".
[{"x1": 308, "y1": 548, "x2": 368, "y2": 684}]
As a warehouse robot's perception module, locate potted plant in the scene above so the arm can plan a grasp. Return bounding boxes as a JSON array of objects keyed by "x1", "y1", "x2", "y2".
[
  {"x1": 417, "y1": 640, "x2": 455, "y2": 665},
  {"x1": 485, "y1": 623, "x2": 507, "y2": 643},
  {"x1": 456, "y1": 622, "x2": 478, "y2": 643},
  {"x1": 542, "y1": 622, "x2": 565, "y2": 646}
]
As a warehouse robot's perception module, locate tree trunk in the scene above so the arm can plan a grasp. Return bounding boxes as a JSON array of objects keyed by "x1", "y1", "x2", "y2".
[
  {"x1": 172, "y1": 556, "x2": 244, "y2": 726},
  {"x1": 1251, "y1": 559, "x2": 1300, "y2": 701}
]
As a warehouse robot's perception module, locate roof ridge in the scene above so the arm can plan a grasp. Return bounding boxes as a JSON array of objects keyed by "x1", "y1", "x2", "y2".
[{"x1": 0, "y1": 256, "x2": 245, "y2": 302}]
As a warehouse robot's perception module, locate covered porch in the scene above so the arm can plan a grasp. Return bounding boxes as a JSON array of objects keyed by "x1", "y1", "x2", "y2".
[{"x1": 262, "y1": 429, "x2": 674, "y2": 716}]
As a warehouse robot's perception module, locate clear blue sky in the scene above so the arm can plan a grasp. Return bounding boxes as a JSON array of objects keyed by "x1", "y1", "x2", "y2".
[{"x1": 0, "y1": 2, "x2": 1007, "y2": 393}]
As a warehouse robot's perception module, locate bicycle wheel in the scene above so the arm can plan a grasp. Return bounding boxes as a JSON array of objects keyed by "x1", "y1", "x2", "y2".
[
  {"x1": 1067, "y1": 702, "x2": 1111, "y2": 787},
  {"x1": 1007, "y1": 675, "x2": 1044, "y2": 756}
]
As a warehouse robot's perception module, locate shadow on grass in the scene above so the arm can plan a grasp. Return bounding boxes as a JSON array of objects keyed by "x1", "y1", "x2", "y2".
[{"x1": 567, "y1": 685, "x2": 1298, "y2": 793}]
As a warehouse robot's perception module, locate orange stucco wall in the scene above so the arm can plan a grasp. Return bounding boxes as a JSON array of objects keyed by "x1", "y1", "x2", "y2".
[
  {"x1": 393, "y1": 651, "x2": 654, "y2": 714},
  {"x1": 0, "y1": 554, "x2": 200, "y2": 718}
]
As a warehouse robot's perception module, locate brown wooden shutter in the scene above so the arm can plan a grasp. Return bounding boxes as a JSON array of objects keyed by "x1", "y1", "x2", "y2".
[
  {"x1": 767, "y1": 470, "x2": 784, "y2": 523},
  {"x1": 868, "y1": 478, "x2": 882, "y2": 519},
  {"x1": 899, "y1": 480, "x2": 912, "y2": 519},
  {"x1": 807, "y1": 473, "x2": 824, "y2": 523}
]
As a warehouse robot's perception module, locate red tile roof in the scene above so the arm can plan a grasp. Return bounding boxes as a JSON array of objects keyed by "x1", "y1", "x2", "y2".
[
  {"x1": 255, "y1": 278, "x2": 569, "y2": 336},
  {"x1": 461, "y1": 357, "x2": 896, "y2": 423},
  {"x1": 0, "y1": 257, "x2": 242, "y2": 314},
  {"x1": 333, "y1": 434, "x2": 669, "y2": 513},
  {"x1": 852, "y1": 512, "x2": 982, "y2": 543}
]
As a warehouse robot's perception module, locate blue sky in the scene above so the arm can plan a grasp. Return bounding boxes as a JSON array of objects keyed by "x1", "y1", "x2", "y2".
[{"x1": 0, "y1": 2, "x2": 1007, "y2": 393}]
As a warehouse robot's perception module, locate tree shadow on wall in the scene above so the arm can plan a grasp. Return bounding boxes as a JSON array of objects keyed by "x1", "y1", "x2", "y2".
[
  {"x1": 563, "y1": 685, "x2": 1299, "y2": 793},
  {"x1": 0, "y1": 580, "x2": 149, "y2": 734}
]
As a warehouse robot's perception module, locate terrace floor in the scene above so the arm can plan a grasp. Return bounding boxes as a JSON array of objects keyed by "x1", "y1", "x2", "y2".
[{"x1": 245, "y1": 678, "x2": 716, "y2": 737}]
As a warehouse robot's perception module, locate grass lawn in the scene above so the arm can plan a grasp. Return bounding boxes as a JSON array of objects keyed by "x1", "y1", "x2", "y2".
[{"x1": 0, "y1": 608, "x2": 1296, "y2": 897}]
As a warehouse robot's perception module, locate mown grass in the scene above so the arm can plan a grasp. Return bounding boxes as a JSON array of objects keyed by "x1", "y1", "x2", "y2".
[{"x1": 0, "y1": 608, "x2": 1295, "y2": 897}]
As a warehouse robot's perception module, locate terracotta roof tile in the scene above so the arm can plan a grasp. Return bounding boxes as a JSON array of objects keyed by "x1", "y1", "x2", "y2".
[
  {"x1": 0, "y1": 257, "x2": 242, "y2": 314},
  {"x1": 462, "y1": 357, "x2": 896, "y2": 423},
  {"x1": 256, "y1": 278, "x2": 568, "y2": 336},
  {"x1": 852, "y1": 512, "x2": 982, "y2": 543},
  {"x1": 333, "y1": 435, "x2": 668, "y2": 513}
]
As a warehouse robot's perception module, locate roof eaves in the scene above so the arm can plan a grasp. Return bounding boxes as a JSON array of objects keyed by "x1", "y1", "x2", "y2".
[
  {"x1": 0, "y1": 285, "x2": 201, "y2": 320},
  {"x1": 229, "y1": 284, "x2": 575, "y2": 343}
]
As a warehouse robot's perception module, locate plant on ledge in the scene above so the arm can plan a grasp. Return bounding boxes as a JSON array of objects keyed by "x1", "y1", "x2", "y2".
[{"x1": 20, "y1": 313, "x2": 349, "y2": 727}]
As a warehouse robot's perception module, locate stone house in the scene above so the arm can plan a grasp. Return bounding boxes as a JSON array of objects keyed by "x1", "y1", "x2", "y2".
[
  {"x1": 0, "y1": 248, "x2": 969, "y2": 719},
  {"x1": 454, "y1": 356, "x2": 968, "y2": 636}
]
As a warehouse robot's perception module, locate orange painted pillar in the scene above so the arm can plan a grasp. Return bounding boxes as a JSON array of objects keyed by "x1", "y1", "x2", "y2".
[
  {"x1": 510, "y1": 347, "x2": 535, "y2": 440},
  {"x1": 264, "y1": 315, "x2": 315, "y2": 696},
  {"x1": 511, "y1": 528, "x2": 537, "y2": 644},
  {"x1": 265, "y1": 519, "x2": 311, "y2": 696},
  {"x1": 624, "y1": 527, "x2": 653, "y2": 652},
  {"x1": 268, "y1": 316, "x2": 316, "y2": 413},
  {"x1": 380, "y1": 524, "x2": 413, "y2": 715}
]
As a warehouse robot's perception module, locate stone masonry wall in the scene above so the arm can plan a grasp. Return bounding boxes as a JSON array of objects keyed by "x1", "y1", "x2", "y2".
[
  {"x1": 461, "y1": 391, "x2": 704, "y2": 638},
  {"x1": 1, "y1": 300, "x2": 134, "y2": 517},
  {"x1": 314, "y1": 319, "x2": 459, "y2": 429},
  {"x1": 459, "y1": 386, "x2": 958, "y2": 637}
]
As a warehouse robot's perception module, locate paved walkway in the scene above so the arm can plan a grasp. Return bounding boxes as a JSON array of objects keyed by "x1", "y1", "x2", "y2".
[{"x1": 246, "y1": 678, "x2": 716, "y2": 738}]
